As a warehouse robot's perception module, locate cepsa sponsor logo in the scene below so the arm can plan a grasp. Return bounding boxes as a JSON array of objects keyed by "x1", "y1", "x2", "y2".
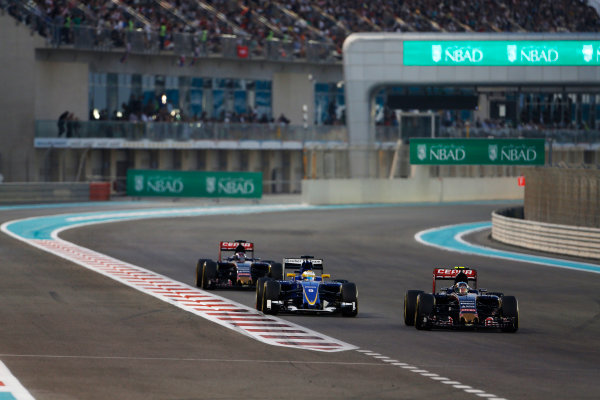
[
  {"x1": 221, "y1": 241, "x2": 253, "y2": 249},
  {"x1": 435, "y1": 268, "x2": 475, "y2": 276}
]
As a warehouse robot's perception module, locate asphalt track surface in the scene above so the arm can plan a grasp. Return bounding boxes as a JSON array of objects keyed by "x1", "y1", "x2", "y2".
[{"x1": 0, "y1": 200, "x2": 599, "y2": 399}]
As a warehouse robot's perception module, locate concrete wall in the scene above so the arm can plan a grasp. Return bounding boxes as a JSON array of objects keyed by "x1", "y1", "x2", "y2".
[
  {"x1": 492, "y1": 207, "x2": 600, "y2": 259},
  {"x1": 272, "y1": 72, "x2": 315, "y2": 125},
  {"x1": 301, "y1": 175, "x2": 523, "y2": 205},
  {"x1": 0, "y1": 182, "x2": 90, "y2": 204},
  {"x1": 0, "y1": 13, "x2": 45, "y2": 181},
  {"x1": 35, "y1": 60, "x2": 89, "y2": 121}
]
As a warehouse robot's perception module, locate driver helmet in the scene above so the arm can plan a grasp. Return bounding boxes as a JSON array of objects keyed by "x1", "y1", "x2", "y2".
[
  {"x1": 235, "y1": 252, "x2": 245, "y2": 262},
  {"x1": 455, "y1": 281, "x2": 469, "y2": 295},
  {"x1": 302, "y1": 270, "x2": 316, "y2": 281}
]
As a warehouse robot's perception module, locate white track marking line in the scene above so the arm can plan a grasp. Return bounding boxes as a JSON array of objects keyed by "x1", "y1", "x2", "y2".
[
  {"x1": 14, "y1": 236, "x2": 356, "y2": 353},
  {"x1": 0, "y1": 361, "x2": 35, "y2": 399}
]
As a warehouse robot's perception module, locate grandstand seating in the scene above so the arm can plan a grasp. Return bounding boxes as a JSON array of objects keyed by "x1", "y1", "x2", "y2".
[{"x1": 3, "y1": 0, "x2": 599, "y2": 60}]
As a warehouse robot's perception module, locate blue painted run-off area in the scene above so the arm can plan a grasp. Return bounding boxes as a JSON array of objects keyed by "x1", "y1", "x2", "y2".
[{"x1": 417, "y1": 222, "x2": 600, "y2": 274}]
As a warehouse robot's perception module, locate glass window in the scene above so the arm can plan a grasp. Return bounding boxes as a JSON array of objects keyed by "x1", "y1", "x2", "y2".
[{"x1": 314, "y1": 82, "x2": 345, "y2": 125}]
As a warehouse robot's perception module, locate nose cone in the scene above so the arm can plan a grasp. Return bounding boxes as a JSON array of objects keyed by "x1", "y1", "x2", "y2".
[{"x1": 302, "y1": 282, "x2": 320, "y2": 308}]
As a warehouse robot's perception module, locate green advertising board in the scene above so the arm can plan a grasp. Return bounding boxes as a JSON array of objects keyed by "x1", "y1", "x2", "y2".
[
  {"x1": 403, "y1": 40, "x2": 600, "y2": 66},
  {"x1": 126, "y1": 170, "x2": 262, "y2": 198},
  {"x1": 409, "y1": 138, "x2": 545, "y2": 165}
]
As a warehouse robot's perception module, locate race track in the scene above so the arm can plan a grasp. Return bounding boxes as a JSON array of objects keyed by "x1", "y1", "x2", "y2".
[{"x1": 0, "y1": 200, "x2": 598, "y2": 399}]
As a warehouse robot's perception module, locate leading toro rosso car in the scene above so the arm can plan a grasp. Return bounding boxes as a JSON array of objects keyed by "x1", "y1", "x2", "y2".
[
  {"x1": 195, "y1": 240, "x2": 283, "y2": 289},
  {"x1": 404, "y1": 267, "x2": 518, "y2": 332},
  {"x1": 255, "y1": 256, "x2": 358, "y2": 317}
]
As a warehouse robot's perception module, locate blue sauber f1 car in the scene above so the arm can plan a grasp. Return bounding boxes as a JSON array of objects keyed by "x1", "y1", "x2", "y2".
[
  {"x1": 255, "y1": 256, "x2": 358, "y2": 317},
  {"x1": 404, "y1": 266, "x2": 518, "y2": 332},
  {"x1": 195, "y1": 240, "x2": 283, "y2": 289}
]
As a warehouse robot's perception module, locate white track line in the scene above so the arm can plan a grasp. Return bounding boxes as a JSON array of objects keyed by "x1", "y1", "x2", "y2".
[{"x1": 0, "y1": 361, "x2": 35, "y2": 400}]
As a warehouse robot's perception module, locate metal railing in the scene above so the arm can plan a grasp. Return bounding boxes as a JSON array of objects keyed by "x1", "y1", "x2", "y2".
[
  {"x1": 35, "y1": 120, "x2": 349, "y2": 143},
  {"x1": 36, "y1": 120, "x2": 600, "y2": 144},
  {"x1": 377, "y1": 125, "x2": 600, "y2": 144}
]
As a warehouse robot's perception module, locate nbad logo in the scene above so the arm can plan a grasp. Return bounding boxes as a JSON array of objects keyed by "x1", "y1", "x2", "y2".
[
  {"x1": 444, "y1": 46, "x2": 483, "y2": 63},
  {"x1": 499, "y1": 145, "x2": 538, "y2": 162},
  {"x1": 519, "y1": 46, "x2": 559, "y2": 63},
  {"x1": 146, "y1": 176, "x2": 184, "y2": 193},
  {"x1": 216, "y1": 177, "x2": 256, "y2": 195},
  {"x1": 429, "y1": 144, "x2": 466, "y2": 161}
]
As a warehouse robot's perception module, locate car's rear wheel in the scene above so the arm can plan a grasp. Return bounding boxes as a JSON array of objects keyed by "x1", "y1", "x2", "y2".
[
  {"x1": 501, "y1": 295, "x2": 519, "y2": 333},
  {"x1": 341, "y1": 282, "x2": 358, "y2": 317},
  {"x1": 200, "y1": 260, "x2": 217, "y2": 290},
  {"x1": 404, "y1": 290, "x2": 423, "y2": 326},
  {"x1": 263, "y1": 280, "x2": 281, "y2": 315},
  {"x1": 255, "y1": 277, "x2": 269, "y2": 312},
  {"x1": 415, "y1": 293, "x2": 434, "y2": 330}
]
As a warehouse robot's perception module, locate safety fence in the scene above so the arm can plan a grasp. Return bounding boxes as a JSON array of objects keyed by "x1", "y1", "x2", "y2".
[
  {"x1": 35, "y1": 120, "x2": 600, "y2": 145},
  {"x1": 523, "y1": 166, "x2": 600, "y2": 228},
  {"x1": 492, "y1": 207, "x2": 600, "y2": 260}
]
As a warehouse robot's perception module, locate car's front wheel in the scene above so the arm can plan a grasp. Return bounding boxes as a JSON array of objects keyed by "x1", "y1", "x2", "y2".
[
  {"x1": 263, "y1": 280, "x2": 281, "y2": 315},
  {"x1": 415, "y1": 293, "x2": 434, "y2": 330},
  {"x1": 200, "y1": 260, "x2": 217, "y2": 290},
  {"x1": 341, "y1": 282, "x2": 358, "y2": 317},
  {"x1": 404, "y1": 290, "x2": 423, "y2": 326},
  {"x1": 255, "y1": 277, "x2": 269, "y2": 312}
]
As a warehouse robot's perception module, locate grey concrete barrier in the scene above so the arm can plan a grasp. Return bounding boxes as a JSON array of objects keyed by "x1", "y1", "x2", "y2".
[
  {"x1": 0, "y1": 183, "x2": 91, "y2": 204},
  {"x1": 492, "y1": 207, "x2": 600, "y2": 260}
]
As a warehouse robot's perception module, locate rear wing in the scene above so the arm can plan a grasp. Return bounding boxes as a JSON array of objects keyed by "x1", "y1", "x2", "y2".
[
  {"x1": 283, "y1": 257, "x2": 323, "y2": 276},
  {"x1": 433, "y1": 267, "x2": 477, "y2": 293},
  {"x1": 219, "y1": 240, "x2": 254, "y2": 261}
]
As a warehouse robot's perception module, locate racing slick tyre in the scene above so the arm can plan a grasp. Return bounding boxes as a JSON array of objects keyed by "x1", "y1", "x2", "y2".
[
  {"x1": 200, "y1": 260, "x2": 217, "y2": 290},
  {"x1": 500, "y1": 296, "x2": 519, "y2": 333},
  {"x1": 255, "y1": 277, "x2": 269, "y2": 312},
  {"x1": 415, "y1": 293, "x2": 434, "y2": 330},
  {"x1": 263, "y1": 280, "x2": 281, "y2": 315},
  {"x1": 268, "y1": 262, "x2": 284, "y2": 280},
  {"x1": 340, "y1": 282, "x2": 358, "y2": 317},
  {"x1": 195, "y1": 259, "x2": 210, "y2": 287},
  {"x1": 404, "y1": 290, "x2": 424, "y2": 326}
]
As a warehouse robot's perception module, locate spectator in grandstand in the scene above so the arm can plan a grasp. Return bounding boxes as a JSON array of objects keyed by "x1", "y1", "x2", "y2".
[{"x1": 57, "y1": 111, "x2": 69, "y2": 137}]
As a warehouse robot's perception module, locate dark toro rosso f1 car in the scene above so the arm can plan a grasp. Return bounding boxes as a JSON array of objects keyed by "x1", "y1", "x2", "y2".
[
  {"x1": 255, "y1": 256, "x2": 358, "y2": 317},
  {"x1": 195, "y1": 240, "x2": 283, "y2": 289},
  {"x1": 404, "y1": 266, "x2": 518, "y2": 332}
]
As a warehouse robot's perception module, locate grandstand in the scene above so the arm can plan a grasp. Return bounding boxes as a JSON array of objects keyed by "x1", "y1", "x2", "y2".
[{"x1": 1, "y1": 0, "x2": 599, "y2": 187}]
